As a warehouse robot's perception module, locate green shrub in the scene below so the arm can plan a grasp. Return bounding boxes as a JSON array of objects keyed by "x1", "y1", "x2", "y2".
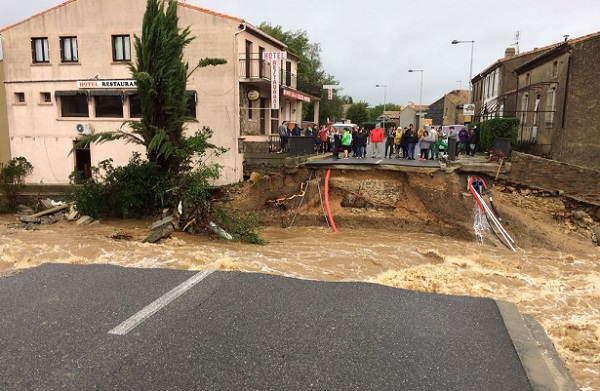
[
  {"x1": 70, "y1": 153, "x2": 175, "y2": 219},
  {"x1": 0, "y1": 157, "x2": 33, "y2": 211},
  {"x1": 70, "y1": 179, "x2": 104, "y2": 219},
  {"x1": 476, "y1": 118, "x2": 519, "y2": 152}
]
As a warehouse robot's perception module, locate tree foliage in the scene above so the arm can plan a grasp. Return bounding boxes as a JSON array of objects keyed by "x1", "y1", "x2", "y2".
[
  {"x1": 258, "y1": 22, "x2": 344, "y2": 124},
  {"x1": 476, "y1": 118, "x2": 519, "y2": 152},
  {"x1": 346, "y1": 102, "x2": 370, "y2": 126}
]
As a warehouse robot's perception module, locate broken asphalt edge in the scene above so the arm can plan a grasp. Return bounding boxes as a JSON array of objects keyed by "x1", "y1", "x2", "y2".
[{"x1": 496, "y1": 300, "x2": 580, "y2": 391}]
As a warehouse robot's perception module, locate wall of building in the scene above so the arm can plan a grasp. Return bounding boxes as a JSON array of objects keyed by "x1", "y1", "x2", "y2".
[
  {"x1": 560, "y1": 35, "x2": 600, "y2": 170},
  {"x1": 1, "y1": 0, "x2": 288, "y2": 185},
  {"x1": 425, "y1": 96, "x2": 444, "y2": 126},
  {"x1": 504, "y1": 152, "x2": 600, "y2": 205},
  {"x1": 0, "y1": 60, "x2": 10, "y2": 163},
  {"x1": 443, "y1": 96, "x2": 464, "y2": 125},
  {"x1": 399, "y1": 107, "x2": 417, "y2": 129},
  {"x1": 473, "y1": 47, "x2": 556, "y2": 122},
  {"x1": 517, "y1": 50, "x2": 569, "y2": 155}
]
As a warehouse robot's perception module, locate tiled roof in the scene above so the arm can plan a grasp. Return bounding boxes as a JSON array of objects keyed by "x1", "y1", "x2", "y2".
[
  {"x1": 446, "y1": 90, "x2": 469, "y2": 105},
  {"x1": 0, "y1": 0, "x2": 247, "y2": 33},
  {"x1": 383, "y1": 110, "x2": 400, "y2": 119},
  {"x1": 513, "y1": 31, "x2": 600, "y2": 74},
  {"x1": 477, "y1": 30, "x2": 600, "y2": 78},
  {"x1": 564, "y1": 30, "x2": 600, "y2": 45},
  {"x1": 0, "y1": 0, "x2": 76, "y2": 33},
  {"x1": 177, "y1": 1, "x2": 244, "y2": 23}
]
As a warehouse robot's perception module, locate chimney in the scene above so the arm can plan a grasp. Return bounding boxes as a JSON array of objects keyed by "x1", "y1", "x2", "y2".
[{"x1": 504, "y1": 47, "x2": 516, "y2": 58}]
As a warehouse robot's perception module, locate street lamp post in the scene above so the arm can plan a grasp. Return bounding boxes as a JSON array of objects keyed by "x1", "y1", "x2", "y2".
[
  {"x1": 451, "y1": 40, "x2": 475, "y2": 104},
  {"x1": 375, "y1": 84, "x2": 387, "y2": 125},
  {"x1": 408, "y1": 69, "x2": 424, "y2": 128}
]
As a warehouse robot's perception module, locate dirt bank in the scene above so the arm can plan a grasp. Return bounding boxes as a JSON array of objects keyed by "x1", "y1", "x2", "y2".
[{"x1": 217, "y1": 167, "x2": 598, "y2": 253}]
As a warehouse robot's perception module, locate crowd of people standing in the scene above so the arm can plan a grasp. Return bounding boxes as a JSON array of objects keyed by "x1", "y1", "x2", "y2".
[{"x1": 277, "y1": 121, "x2": 479, "y2": 160}]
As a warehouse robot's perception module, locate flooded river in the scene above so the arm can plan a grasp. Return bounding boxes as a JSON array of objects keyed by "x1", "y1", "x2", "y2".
[{"x1": 1, "y1": 218, "x2": 598, "y2": 390}]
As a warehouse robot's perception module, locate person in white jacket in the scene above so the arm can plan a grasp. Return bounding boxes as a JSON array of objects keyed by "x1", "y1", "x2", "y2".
[
  {"x1": 427, "y1": 127, "x2": 438, "y2": 160},
  {"x1": 419, "y1": 130, "x2": 437, "y2": 160}
]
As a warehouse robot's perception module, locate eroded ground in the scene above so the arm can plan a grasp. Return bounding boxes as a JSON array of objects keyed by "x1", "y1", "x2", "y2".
[{"x1": 1, "y1": 169, "x2": 599, "y2": 390}]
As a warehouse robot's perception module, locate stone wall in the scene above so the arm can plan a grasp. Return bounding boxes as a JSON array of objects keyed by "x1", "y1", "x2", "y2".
[
  {"x1": 560, "y1": 35, "x2": 600, "y2": 169},
  {"x1": 503, "y1": 152, "x2": 600, "y2": 205}
]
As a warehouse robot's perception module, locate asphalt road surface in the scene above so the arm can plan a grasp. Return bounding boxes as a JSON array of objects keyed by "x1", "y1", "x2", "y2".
[{"x1": 0, "y1": 264, "x2": 541, "y2": 390}]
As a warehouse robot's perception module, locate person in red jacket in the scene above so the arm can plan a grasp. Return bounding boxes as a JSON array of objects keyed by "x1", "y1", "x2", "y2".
[
  {"x1": 317, "y1": 125, "x2": 328, "y2": 153},
  {"x1": 369, "y1": 125, "x2": 385, "y2": 158}
]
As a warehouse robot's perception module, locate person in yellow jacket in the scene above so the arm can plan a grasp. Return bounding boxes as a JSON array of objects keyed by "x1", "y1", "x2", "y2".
[{"x1": 393, "y1": 127, "x2": 403, "y2": 158}]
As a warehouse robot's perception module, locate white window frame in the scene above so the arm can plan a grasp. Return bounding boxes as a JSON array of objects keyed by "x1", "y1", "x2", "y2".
[{"x1": 545, "y1": 87, "x2": 556, "y2": 125}]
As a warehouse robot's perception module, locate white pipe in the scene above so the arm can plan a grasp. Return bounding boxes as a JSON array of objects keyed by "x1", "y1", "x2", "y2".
[{"x1": 472, "y1": 190, "x2": 516, "y2": 250}]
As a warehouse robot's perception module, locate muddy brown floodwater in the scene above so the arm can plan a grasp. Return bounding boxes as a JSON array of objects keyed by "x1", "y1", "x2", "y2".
[{"x1": 1, "y1": 213, "x2": 599, "y2": 390}]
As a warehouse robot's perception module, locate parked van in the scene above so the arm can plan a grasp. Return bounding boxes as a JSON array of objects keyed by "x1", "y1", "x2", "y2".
[
  {"x1": 441, "y1": 124, "x2": 465, "y2": 137},
  {"x1": 330, "y1": 123, "x2": 358, "y2": 133}
]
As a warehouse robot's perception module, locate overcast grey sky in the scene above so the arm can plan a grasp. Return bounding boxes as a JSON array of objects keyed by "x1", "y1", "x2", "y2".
[{"x1": 1, "y1": 0, "x2": 599, "y2": 108}]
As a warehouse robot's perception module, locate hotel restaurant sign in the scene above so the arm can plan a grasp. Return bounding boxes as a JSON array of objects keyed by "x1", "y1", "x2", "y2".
[
  {"x1": 77, "y1": 80, "x2": 137, "y2": 89},
  {"x1": 262, "y1": 51, "x2": 287, "y2": 109}
]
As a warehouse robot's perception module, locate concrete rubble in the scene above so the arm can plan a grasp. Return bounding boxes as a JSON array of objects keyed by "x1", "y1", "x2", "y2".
[
  {"x1": 142, "y1": 213, "x2": 175, "y2": 244},
  {"x1": 495, "y1": 183, "x2": 600, "y2": 245},
  {"x1": 19, "y1": 204, "x2": 70, "y2": 224},
  {"x1": 75, "y1": 216, "x2": 94, "y2": 226}
]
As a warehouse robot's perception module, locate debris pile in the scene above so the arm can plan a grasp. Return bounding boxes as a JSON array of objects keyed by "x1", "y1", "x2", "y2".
[
  {"x1": 495, "y1": 183, "x2": 600, "y2": 245},
  {"x1": 142, "y1": 212, "x2": 174, "y2": 244}
]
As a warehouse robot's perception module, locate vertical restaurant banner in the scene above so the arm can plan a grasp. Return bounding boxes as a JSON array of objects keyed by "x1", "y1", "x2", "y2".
[{"x1": 263, "y1": 51, "x2": 287, "y2": 109}]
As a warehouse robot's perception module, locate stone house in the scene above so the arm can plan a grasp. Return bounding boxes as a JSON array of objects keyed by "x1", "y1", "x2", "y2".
[
  {"x1": 382, "y1": 110, "x2": 400, "y2": 127},
  {"x1": 424, "y1": 90, "x2": 468, "y2": 127},
  {"x1": 398, "y1": 105, "x2": 416, "y2": 129},
  {"x1": 471, "y1": 46, "x2": 554, "y2": 122},
  {"x1": 0, "y1": 0, "x2": 319, "y2": 185},
  {"x1": 512, "y1": 32, "x2": 600, "y2": 169}
]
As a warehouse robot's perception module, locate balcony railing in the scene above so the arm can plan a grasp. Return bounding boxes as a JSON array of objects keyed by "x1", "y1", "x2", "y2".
[
  {"x1": 238, "y1": 59, "x2": 321, "y2": 98},
  {"x1": 239, "y1": 58, "x2": 270, "y2": 82}
]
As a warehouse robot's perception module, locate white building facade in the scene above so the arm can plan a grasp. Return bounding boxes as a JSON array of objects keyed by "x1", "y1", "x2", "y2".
[{"x1": 0, "y1": 0, "x2": 318, "y2": 184}]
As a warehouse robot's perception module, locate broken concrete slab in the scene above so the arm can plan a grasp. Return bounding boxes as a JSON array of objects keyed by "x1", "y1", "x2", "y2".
[
  {"x1": 148, "y1": 215, "x2": 174, "y2": 231},
  {"x1": 17, "y1": 208, "x2": 35, "y2": 216},
  {"x1": 16, "y1": 205, "x2": 35, "y2": 215},
  {"x1": 142, "y1": 225, "x2": 174, "y2": 244},
  {"x1": 40, "y1": 198, "x2": 55, "y2": 209},
  {"x1": 76, "y1": 216, "x2": 94, "y2": 225},
  {"x1": 19, "y1": 204, "x2": 70, "y2": 223},
  {"x1": 66, "y1": 210, "x2": 80, "y2": 221}
]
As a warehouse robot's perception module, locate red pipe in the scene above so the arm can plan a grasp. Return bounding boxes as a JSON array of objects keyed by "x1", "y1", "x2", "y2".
[
  {"x1": 468, "y1": 176, "x2": 486, "y2": 213},
  {"x1": 324, "y1": 169, "x2": 337, "y2": 232}
]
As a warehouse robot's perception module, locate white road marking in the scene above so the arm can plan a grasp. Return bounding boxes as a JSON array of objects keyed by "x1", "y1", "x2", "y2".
[
  {"x1": 375, "y1": 159, "x2": 383, "y2": 164},
  {"x1": 108, "y1": 270, "x2": 213, "y2": 335}
]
